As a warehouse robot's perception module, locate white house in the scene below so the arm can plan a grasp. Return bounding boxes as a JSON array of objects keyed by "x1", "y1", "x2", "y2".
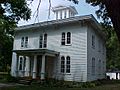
[{"x1": 11, "y1": 5, "x2": 106, "y2": 82}]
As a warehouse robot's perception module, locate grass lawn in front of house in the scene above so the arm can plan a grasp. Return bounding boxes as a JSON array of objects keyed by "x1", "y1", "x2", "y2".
[{"x1": 1, "y1": 84, "x2": 120, "y2": 90}]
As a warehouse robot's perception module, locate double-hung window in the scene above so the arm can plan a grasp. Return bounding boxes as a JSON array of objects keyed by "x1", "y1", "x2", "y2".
[
  {"x1": 61, "y1": 56, "x2": 71, "y2": 74},
  {"x1": 92, "y1": 57, "x2": 95, "y2": 75},
  {"x1": 61, "y1": 32, "x2": 65, "y2": 45},
  {"x1": 21, "y1": 37, "x2": 24, "y2": 47},
  {"x1": 61, "y1": 32, "x2": 71, "y2": 45},
  {"x1": 25, "y1": 37, "x2": 28, "y2": 48},
  {"x1": 21, "y1": 37, "x2": 28, "y2": 48},
  {"x1": 39, "y1": 33, "x2": 47, "y2": 48},
  {"x1": 61, "y1": 56, "x2": 65, "y2": 73},
  {"x1": 66, "y1": 56, "x2": 70, "y2": 73},
  {"x1": 67, "y1": 32, "x2": 71, "y2": 44}
]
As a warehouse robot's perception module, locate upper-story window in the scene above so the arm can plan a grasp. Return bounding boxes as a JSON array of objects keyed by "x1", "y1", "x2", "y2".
[
  {"x1": 21, "y1": 37, "x2": 24, "y2": 47},
  {"x1": 92, "y1": 35, "x2": 95, "y2": 49},
  {"x1": 61, "y1": 32, "x2": 65, "y2": 45},
  {"x1": 67, "y1": 32, "x2": 71, "y2": 44},
  {"x1": 21, "y1": 37, "x2": 28, "y2": 48},
  {"x1": 61, "y1": 32, "x2": 71, "y2": 45},
  {"x1": 25, "y1": 37, "x2": 28, "y2": 48},
  {"x1": 44, "y1": 34, "x2": 47, "y2": 48},
  {"x1": 39, "y1": 35, "x2": 43, "y2": 48},
  {"x1": 39, "y1": 33, "x2": 47, "y2": 48}
]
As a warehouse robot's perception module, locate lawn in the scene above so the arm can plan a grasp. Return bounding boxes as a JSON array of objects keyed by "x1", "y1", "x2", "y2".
[{"x1": 1, "y1": 84, "x2": 120, "y2": 90}]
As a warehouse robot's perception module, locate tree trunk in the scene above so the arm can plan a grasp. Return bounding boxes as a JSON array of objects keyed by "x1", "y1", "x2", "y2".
[{"x1": 104, "y1": 0, "x2": 120, "y2": 42}]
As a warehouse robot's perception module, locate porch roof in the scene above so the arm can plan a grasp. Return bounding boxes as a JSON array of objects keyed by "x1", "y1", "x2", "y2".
[{"x1": 12, "y1": 49, "x2": 59, "y2": 56}]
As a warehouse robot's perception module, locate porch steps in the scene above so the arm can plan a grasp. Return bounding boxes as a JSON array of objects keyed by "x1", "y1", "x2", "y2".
[{"x1": 18, "y1": 77, "x2": 33, "y2": 85}]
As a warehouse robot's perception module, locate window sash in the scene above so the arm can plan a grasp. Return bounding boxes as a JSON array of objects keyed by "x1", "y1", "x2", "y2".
[
  {"x1": 21, "y1": 37, "x2": 24, "y2": 47},
  {"x1": 25, "y1": 37, "x2": 28, "y2": 48}
]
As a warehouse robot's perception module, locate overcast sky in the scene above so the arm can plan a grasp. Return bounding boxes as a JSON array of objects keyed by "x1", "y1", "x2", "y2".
[{"x1": 18, "y1": 0, "x2": 99, "y2": 26}]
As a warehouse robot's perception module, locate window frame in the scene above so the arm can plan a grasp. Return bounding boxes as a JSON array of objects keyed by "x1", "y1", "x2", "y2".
[
  {"x1": 92, "y1": 35, "x2": 95, "y2": 49},
  {"x1": 25, "y1": 36, "x2": 28, "y2": 48},
  {"x1": 92, "y1": 57, "x2": 95, "y2": 75},
  {"x1": 61, "y1": 56, "x2": 65, "y2": 73},
  {"x1": 21, "y1": 37, "x2": 24, "y2": 47},
  {"x1": 66, "y1": 32, "x2": 71, "y2": 45},
  {"x1": 66, "y1": 56, "x2": 70, "y2": 73},
  {"x1": 61, "y1": 32, "x2": 66, "y2": 45}
]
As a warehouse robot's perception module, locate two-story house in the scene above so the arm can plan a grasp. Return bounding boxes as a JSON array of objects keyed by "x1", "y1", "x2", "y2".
[{"x1": 11, "y1": 5, "x2": 106, "y2": 82}]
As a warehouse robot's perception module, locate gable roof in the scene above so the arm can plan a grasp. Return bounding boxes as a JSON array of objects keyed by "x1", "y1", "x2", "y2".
[{"x1": 16, "y1": 14, "x2": 106, "y2": 40}]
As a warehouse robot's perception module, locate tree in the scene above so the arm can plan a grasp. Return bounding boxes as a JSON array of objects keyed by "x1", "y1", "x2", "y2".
[
  {"x1": 71, "y1": 0, "x2": 120, "y2": 42},
  {"x1": 0, "y1": 0, "x2": 31, "y2": 71}
]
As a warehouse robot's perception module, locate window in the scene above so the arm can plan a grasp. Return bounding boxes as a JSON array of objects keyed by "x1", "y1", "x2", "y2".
[
  {"x1": 39, "y1": 35, "x2": 43, "y2": 48},
  {"x1": 19, "y1": 57, "x2": 23, "y2": 70},
  {"x1": 56, "y1": 12, "x2": 58, "y2": 19},
  {"x1": 39, "y1": 33, "x2": 47, "y2": 48},
  {"x1": 25, "y1": 37, "x2": 28, "y2": 48},
  {"x1": 61, "y1": 32, "x2": 65, "y2": 45},
  {"x1": 60, "y1": 11, "x2": 62, "y2": 19},
  {"x1": 21, "y1": 37, "x2": 24, "y2": 47},
  {"x1": 67, "y1": 32, "x2": 71, "y2": 44},
  {"x1": 61, "y1": 56, "x2": 65, "y2": 73},
  {"x1": 66, "y1": 56, "x2": 70, "y2": 73},
  {"x1": 98, "y1": 59, "x2": 101, "y2": 75},
  {"x1": 61, "y1": 56, "x2": 71, "y2": 73},
  {"x1": 44, "y1": 34, "x2": 47, "y2": 48},
  {"x1": 92, "y1": 57, "x2": 95, "y2": 75},
  {"x1": 21, "y1": 37, "x2": 28, "y2": 48},
  {"x1": 61, "y1": 32, "x2": 71, "y2": 45},
  {"x1": 19, "y1": 56, "x2": 26, "y2": 71},
  {"x1": 64, "y1": 11, "x2": 66, "y2": 18},
  {"x1": 92, "y1": 35, "x2": 95, "y2": 49}
]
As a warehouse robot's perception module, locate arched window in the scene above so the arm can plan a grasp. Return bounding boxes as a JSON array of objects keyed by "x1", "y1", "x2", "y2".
[
  {"x1": 61, "y1": 32, "x2": 65, "y2": 45},
  {"x1": 39, "y1": 35, "x2": 43, "y2": 48},
  {"x1": 61, "y1": 56, "x2": 65, "y2": 73},
  {"x1": 66, "y1": 56, "x2": 70, "y2": 73},
  {"x1": 67, "y1": 32, "x2": 71, "y2": 44},
  {"x1": 44, "y1": 33, "x2": 47, "y2": 48},
  {"x1": 25, "y1": 37, "x2": 28, "y2": 48},
  {"x1": 21, "y1": 37, "x2": 24, "y2": 47}
]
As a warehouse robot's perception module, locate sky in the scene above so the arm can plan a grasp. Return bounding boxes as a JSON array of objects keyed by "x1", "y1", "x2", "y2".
[{"x1": 18, "y1": 0, "x2": 99, "y2": 26}]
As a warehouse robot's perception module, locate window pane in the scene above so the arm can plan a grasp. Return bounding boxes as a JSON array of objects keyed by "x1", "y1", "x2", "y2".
[
  {"x1": 61, "y1": 32, "x2": 65, "y2": 45},
  {"x1": 44, "y1": 34, "x2": 47, "y2": 48},
  {"x1": 21, "y1": 37, "x2": 24, "y2": 47},
  {"x1": 67, "y1": 32, "x2": 71, "y2": 44},
  {"x1": 66, "y1": 56, "x2": 70, "y2": 73},
  {"x1": 39, "y1": 35, "x2": 43, "y2": 48},
  {"x1": 19, "y1": 57, "x2": 23, "y2": 70},
  {"x1": 61, "y1": 56, "x2": 65, "y2": 73},
  {"x1": 25, "y1": 37, "x2": 28, "y2": 48}
]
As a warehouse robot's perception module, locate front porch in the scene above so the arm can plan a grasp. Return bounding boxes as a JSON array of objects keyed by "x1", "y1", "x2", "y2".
[{"x1": 13, "y1": 49, "x2": 59, "y2": 80}]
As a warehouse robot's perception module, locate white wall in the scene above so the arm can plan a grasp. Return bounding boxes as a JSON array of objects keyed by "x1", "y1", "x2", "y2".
[
  {"x1": 87, "y1": 25, "x2": 106, "y2": 81},
  {"x1": 12, "y1": 23, "x2": 88, "y2": 82}
]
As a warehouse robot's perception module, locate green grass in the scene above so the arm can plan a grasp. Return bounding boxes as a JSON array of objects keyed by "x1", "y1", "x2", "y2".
[{"x1": 1, "y1": 84, "x2": 120, "y2": 90}]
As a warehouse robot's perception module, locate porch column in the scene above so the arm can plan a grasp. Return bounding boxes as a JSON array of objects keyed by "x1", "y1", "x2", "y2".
[
  {"x1": 15, "y1": 54, "x2": 19, "y2": 77},
  {"x1": 41, "y1": 54, "x2": 46, "y2": 80},
  {"x1": 32, "y1": 55, "x2": 37, "y2": 79},
  {"x1": 25, "y1": 56, "x2": 30, "y2": 77}
]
